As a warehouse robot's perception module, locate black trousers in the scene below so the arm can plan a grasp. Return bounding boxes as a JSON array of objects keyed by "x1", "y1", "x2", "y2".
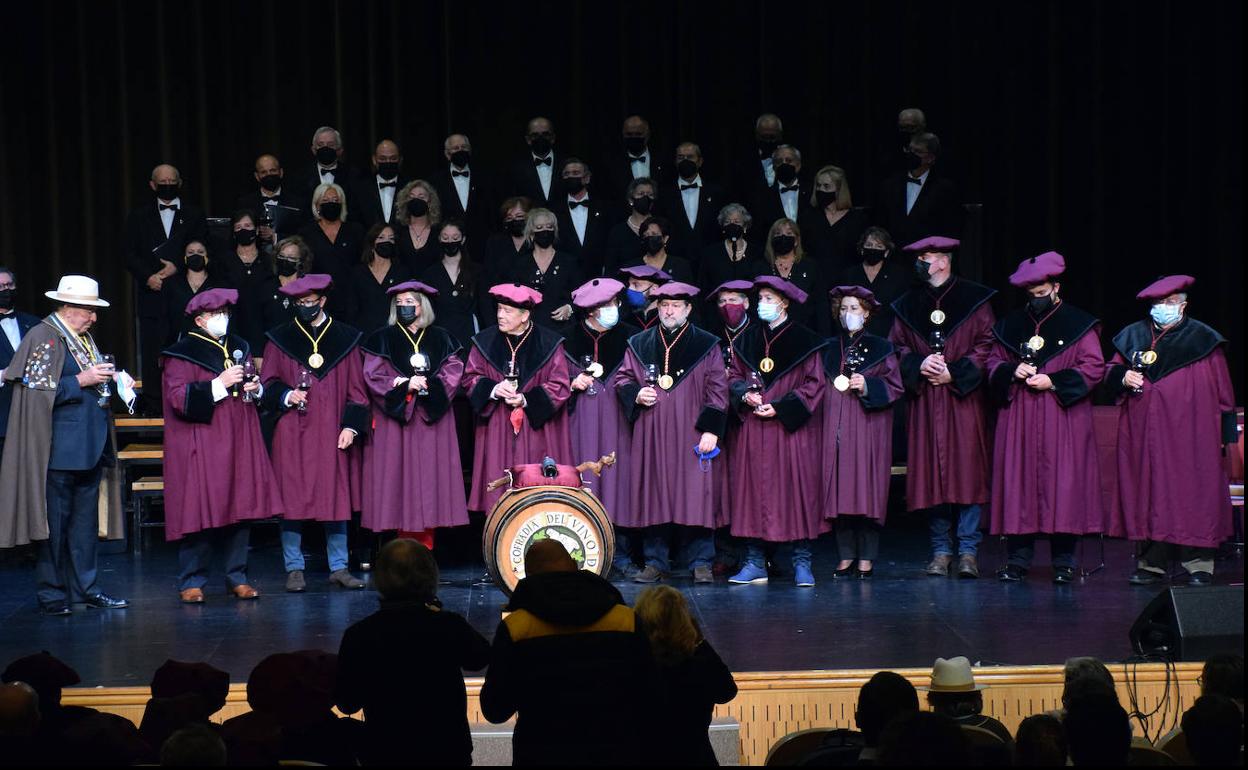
[
  {"x1": 177, "y1": 525, "x2": 251, "y2": 591},
  {"x1": 835, "y1": 516, "x2": 882, "y2": 561},
  {"x1": 1006, "y1": 533, "x2": 1079, "y2": 570},
  {"x1": 1139, "y1": 540, "x2": 1217, "y2": 575},
  {"x1": 37, "y1": 464, "x2": 104, "y2": 605},
  {"x1": 136, "y1": 314, "x2": 166, "y2": 415}
]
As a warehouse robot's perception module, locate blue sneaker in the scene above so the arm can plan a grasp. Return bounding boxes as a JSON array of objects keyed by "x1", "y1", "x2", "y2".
[
  {"x1": 728, "y1": 562, "x2": 769, "y2": 584},
  {"x1": 794, "y1": 563, "x2": 815, "y2": 587}
]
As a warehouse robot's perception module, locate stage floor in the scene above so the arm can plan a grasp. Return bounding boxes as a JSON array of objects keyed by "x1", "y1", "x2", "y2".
[{"x1": 0, "y1": 522, "x2": 1241, "y2": 687}]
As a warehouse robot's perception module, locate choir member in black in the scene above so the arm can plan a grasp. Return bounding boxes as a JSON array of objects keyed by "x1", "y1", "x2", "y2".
[
  {"x1": 619, "y1": 217, "x2": 696, "y2": 286},
  {"x1": 698, "y1": 203, "x2": 766, "y2": 322},
  {"x1": 751, "y1": 145, "x2": 811, "y2": 249},
  {"x1": 419, "y1": 220, "x2": 484, "y2": 351},
  {"x1": 482, "y1": 197, "x2": 533, "y2": 293},
  {"x1": 838, "y1": 227, "x2": 910, "y2": 339},
  {"x1": 553, "y1": 157, "x2": 617, "y2": 277},
  {"x1": 297, "y1": 183, "x2": 364, "y2": 319},
  {"x1": 619, "y1": 265, "x2": 671, "y2": 331},
  {"x1": 762, "y1": 218, "x2": 830, "y2": 335},
  {"x1": 599, "y1": 115, "x2": 667, "y2": 203},
  {"x1": 292, "y1": 126, "x2": 364, "y2": 199},
  {"x1": 393, "y1": 180, "x2": 442, "y2": 274},
  {"x1": 507, "y1": 209, "x2": 579, "y2": 332},
  {"x1": 799, "y1": 165, "x2": 867, "y2": 274},
  {"x1": 732, "y1": 113, "x2": 784, "y2": 202},
  {"x1": 347, "y1": 224, "x2": 412, "y2": 336},
  {"x1": 218, "y1": 210, "x2": 275, "y2": 360},
  {"x1": 163, "y1": 240, "x2": 220, "y2": 345},
  {"x1": 122, "y1": 163, "x2": 208, "y2": 415},
  {"x1": 656, "y1": 142, "x2": 727, "y2": 271},
  {"x1": 430, "y1": 134, "x2": 496, "y2": 251},
  {"x1": 235, "y1": 154, "x2": 306, "y2": 244},
  {"x1": 506, "y1": 116, "x2": 563, "y2": 207},
  {"x1": 354, "y1": 139, "x2": 407, "y2": 229},
  {"x1": 872, "y1": 132, "x2": 963, "y2": 250},
  {"x1": 257, "y1": 236, "x2": 314, "y2": 368},
  {"x1": 605, "y1": 178, "x2": 656, "y2": 275}
]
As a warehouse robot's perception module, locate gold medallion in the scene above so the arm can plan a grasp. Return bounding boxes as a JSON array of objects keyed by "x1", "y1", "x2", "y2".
[
  {"x1": 308, "y1": 353, "x2": 325, "y2": 368},
  {"x1": 1027, "y1": 335, "x2": 1046, "y2": 351},
  {"x1": 833, "y1": 374, "x2": 851, "y2": 392},
  {"x1": 587, "y1": 362, "x2": 604, "y2": 379},
  {"x1": 929, "y1": 309, "x2": 946, "y2": 325},
  {"x1": 410, "y1": 353, "x2": 428, "y2": 370},
  {"x1": 759, "y1": 356, "x2": 775, "y2": 373},
  {"x1": 657, "y1": 374, "x2": 674, "y2": 390},
  {"x1": 1140, "y1": 349, "x2": 1158, "y2": 366}
]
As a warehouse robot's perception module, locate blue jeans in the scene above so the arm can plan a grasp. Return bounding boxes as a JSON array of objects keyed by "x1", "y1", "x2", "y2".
[
  {"x1": 745, "y1": 539, "x2": 813, "y2": 568},
  {"x1": 929, "y1": 503, "x2": 983, "y2": 557},
  {"x1": 280, "y1": 520, "x2": 349, "y2": 572},
  {"x1": 643, "y1": 525, "x2": 714, "y2": 572}
]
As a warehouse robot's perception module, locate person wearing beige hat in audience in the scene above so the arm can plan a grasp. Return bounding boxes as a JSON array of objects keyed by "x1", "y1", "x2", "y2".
[{"x1": 923, "y1": 656, "x2": 1013, "y2": 746}]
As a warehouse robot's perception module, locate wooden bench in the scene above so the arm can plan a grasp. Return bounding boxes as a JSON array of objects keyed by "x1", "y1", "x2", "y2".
[
  {"x1": 117, "y1": 443, "x2": 163, "y2": 462},
  {"x1": 114, "y1": 416, "x2": 164, "y2": 433},
  {"x1": 130, "y1": 476, "x2": 166, "y2": 555}
]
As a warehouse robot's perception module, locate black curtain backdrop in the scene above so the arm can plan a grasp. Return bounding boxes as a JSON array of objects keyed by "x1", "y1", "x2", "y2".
[{"x1": 1, "y1": 0, "x2": 1241, "y2": 395}]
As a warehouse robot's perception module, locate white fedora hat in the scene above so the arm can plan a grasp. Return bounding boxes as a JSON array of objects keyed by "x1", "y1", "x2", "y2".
[
  {"x1": 45, "y1": 275, "x2": 110, "y2": 308},
  {"x1": 925, "y1": 656, "x2": 986, "y2": 692}
]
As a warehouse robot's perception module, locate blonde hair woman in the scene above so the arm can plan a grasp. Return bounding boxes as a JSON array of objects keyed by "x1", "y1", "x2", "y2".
[
  {"x1": 394, "y1": 179, "x2": 443, "y2": 273},
  {"x1": 297, "y1": 183, "x2": 364, "y2": 319}
]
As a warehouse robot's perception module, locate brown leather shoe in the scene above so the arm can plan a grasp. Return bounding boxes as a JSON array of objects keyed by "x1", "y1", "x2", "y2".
[
  {"x1": 925, "y1": 554, "x2": 953, "y2": 577},
  {"x1": 957, "y1": 554, "x2": 980, "y2": 579},
  {"x1": 179, "y1": 588, "x2": 205, "y2": 604},
  {"x1": 231, "y1": 584, "x2": 260, "y2": 600}
]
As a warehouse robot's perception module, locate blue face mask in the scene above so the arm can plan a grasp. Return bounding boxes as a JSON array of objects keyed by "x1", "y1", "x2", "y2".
[
  {"x1": 1150, "y1": 303, "x2": 1182, "y2": 327},
  {"x1": 596, "y1": 304, "x2": 620, "y2": 329},
  {"x1": 625, "y1": 288, "x2": 648, "y2": 309},
  {"x1": 757, "y1": 301, "x2": 781, "y2": 323}
]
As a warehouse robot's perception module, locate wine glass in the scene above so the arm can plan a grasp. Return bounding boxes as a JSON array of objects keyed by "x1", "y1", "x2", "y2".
[
  {"x1": 580, "y1": 354, "x2": 598, "y2": 396},
  {"x1": 1018, "y1": 342, "x2": 1037, "y2": 366},
  {"x1": 928, "y1": 329, "x2": 946, "y2": 354},
  {"x1": 644, "y1": 363, "x2": 658, "y2": 387},
  {"x1": 241, "y1": 357, "x2": 258, "y2": 402},
  {"x1": 1128, "y1": 351, "x2": 1149, "y2": 395},
  {"x1": 98, "y1": 353, "x2": 115, "y2": 404},
  {"x1": 845, "y1": 347, "x2": 866, "y2": 375},
  {"x1": 296, "y1": 368, "x2": 312, "y2": 413},
  {"x1": 413, "y1": 353, "x2": 430, "y2": 396}
]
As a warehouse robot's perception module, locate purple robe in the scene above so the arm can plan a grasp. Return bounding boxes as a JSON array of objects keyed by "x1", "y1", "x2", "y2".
[
  {"x1": 611, "y1": 324, "x2": 729, "y2": 529},
  {"x1": 360, "y1": 324, "x2": 469, "y2": 531},
  {"x1": 726, "y1": 320, "x2": 829, "y2": 542},
  {"x1": 1106, "y1": 318, "x2": 1237, "y2": 548},
  {"x1": 160, "y1": 335, "x2": 282, "y2": 541},
  {"x1": 889, "y1": 279, "x2": 996, "y2": 510},
  {"x1": 986, "y1": 304, "x2": 1107, "y2": 535},
  {"x1": 261, "y1": 319, "x2": 370, "y2": 522},
  {"x1": 463, "y1": 325, "x2": 573, "y2": 511},
  {"x1": 821, "y1": 333, "x2": 903, "y2": 523}
]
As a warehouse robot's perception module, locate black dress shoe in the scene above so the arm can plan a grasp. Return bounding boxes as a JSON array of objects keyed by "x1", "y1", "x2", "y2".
[
  {"x1": 833, "y1": 566, "x2": 856, "y2": 578},
  {"x1": 1186, "y1": 571, "x2": 1213, "y2": 586},
  {"x1": 1052, "y1": 566, "x2": 1076, "y2": 585},
  {"x1": 856, "y1": 568, "x2": 874, "y2": 580},
  {"x1": 83, "y1": 593, "x2": 129, "y2": 609},
  {"x1": 41, "y1": 602, "x2": 71, "y2": 616},
  {"x1": 996, "y1": 565, "x2": 1027, "y2": 582},
  {"x1": 1128, "y1": 569, "x2": 1163, "y2": 586}
]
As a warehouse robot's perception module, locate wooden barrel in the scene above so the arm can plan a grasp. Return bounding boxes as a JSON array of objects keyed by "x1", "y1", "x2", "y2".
[{"x1": 482, "y1": 485, "x2": 616, "y2": 595}]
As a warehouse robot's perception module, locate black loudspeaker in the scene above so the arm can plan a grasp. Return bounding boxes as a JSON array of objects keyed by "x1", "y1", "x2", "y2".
[{"x1": 1129, "y1": 586, "x2": 1244, "y2": 661}]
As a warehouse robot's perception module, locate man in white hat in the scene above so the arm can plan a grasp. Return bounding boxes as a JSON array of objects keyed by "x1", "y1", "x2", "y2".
[
  {"x1": 924, "y1": 656, "x2": 1012, "y2": 745},
  {"x1": 0, "y1": 275, "x2": 128, "y2": 614}
]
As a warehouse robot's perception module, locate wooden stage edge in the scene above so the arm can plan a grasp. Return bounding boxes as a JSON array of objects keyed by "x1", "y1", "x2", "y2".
[{"x1": 64, "y1": 662, "x2": 1200, "y2": 766}]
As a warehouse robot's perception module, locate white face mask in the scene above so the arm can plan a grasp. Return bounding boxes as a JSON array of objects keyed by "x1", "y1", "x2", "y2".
[
  {"x1": 757, "y1": 301, "x2": 782, "y2": 323},
  {"x1": 204, "y1": 313, "x2": 229, "y2": 338},
  {"x1": 840, "y1": 312, "x2": 865, "y2": 332},
  {"x1": 596, "y1": 304, "x2": 620, "y2": 329}
]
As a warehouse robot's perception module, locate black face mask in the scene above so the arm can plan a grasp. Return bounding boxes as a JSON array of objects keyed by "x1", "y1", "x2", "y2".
[
  {"x1": 233, "y1": 228, "x2": 257, "y2": 246},
  {"x1": 449, "y1": 149, "x2": 471, "y2": 168},
  {"x1": 315, "y1": 146, "x2": 338, "y2": 165},
  {"x1": 318, "y1": 202, "x2": 342, "y2": 221},
  {"x1": 905, "y1": 150, "x2": 924, "y2": 172},
  {"x1": 623, "y1": 136, "x2": 647, "y2": 155},
  {"x1": 377, "y1": 161, "x2": 400, "y2": 179},
  {"x1": 632, "y1": 196, "x2": 654, "y2": 215},
  {"x1": 861, "y1": 248, "x2": 887, "y2": 266},
  {"x1": 276, "y1": 259, "x2": 300, "y2": 277},
  {"x1": 676, "y1": 159, "x2": 698, "y2": 179},
  {"x1": 0, "y1": 289, "x2": 14, "y2": 310},
  {"x1": 296, "y1": 303, "x2": 322, "y2": 324},
  {"x1": 914, "y1": 259, "x2": 932, "y2": 281},
  {"x1": 1028, "y1": 294, "x2": 1055, "y2": 315},
  {"x1": 258, "y1": 174, "x2": 282, "y2": 192},
  {"x1": 532, "y1": 230, "x2": 557, "y2": 249},
  {"x1": 185, "y1": 254, "x2": 207, "y2": 272},
  {"x1": 529, "y1": 135, "x2": 553, "y2": 157},
  {"x1": 816, "y1": 190, "x2": 839, "y2": 209},
  {"x1": 406, "y1": 198, "x2": 428, "y2": 218},
  {"x1": 757, "y1": 138, "x2": 780, "y2": 157},
  {"x1": 562, "y1": 176, "x2": 585, "y2": 195},
  {"x1": 374, "y1": 241, "x2": 396, "y2": 259},
  {"x1": 775, "y1": 163, "x2": 798, "y2": 186},
  {"x1": 442, "y1": 241, "x2": 463, "y2": 257},
  {"x1": 154, "y1": 183, "x2": 179, "y2": 201},
  {"x1": 644, "y1": 235, "x2": 665, "y2": 256},
  {"x1": 505, "y1": 219, "x2": 526, "y2": 237},
  {"x1": 723, "y1": 223, "x2": 745, "y2": 242},
  {"x1": 771, "y1": 235, "x2": 796, "y2": 255},
  {"x1": 396, "y1": 305, "x2": 418, "y2": 325}
]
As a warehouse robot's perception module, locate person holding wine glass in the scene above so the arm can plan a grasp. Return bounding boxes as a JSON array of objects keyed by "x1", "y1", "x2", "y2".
[
  {"x1": 888, "y1": 236, "x2": 997, "y2": 579},
  {"x1": 822, "y1": 286, "x2": 903, "y2": 578},
  {"x1": 260, "y1": 274, "x2": 371, "y2": 593},
  {"x1": 724, "y1": 276, "x2": 829, "y2": 587},
  {"x1": 359, "y1": 280, "x2": 469, "y2": 551}
]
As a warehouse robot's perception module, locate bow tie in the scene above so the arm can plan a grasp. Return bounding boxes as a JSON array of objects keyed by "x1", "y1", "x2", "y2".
[
  {"x1": 680, "y1": 183, "x2": 700, "y2": 192},
  {"x1": 159, "y1": 203, "x2": 178, "y2": 212},
  {"x1": 378, "y1": 180, "x2": 397, "y2": 188},
  {"x1": 451, "y1": 169, "x2": 470, "y2": 178},
  {"x1": 907, "y1": 176, "x2": 923, "y2": 185},
  {"x1": 567, "y1": 199, "x2": 588, "y2": 209},
  {"x1": 533, "y1": 156, "x2": 553, "y2": 167},
  {"x1": 778, "y1": 185, "x2": 799, "y2": 194},
  {"x1": 629, "y1": 155, "x2": 648, "y2": 164}
]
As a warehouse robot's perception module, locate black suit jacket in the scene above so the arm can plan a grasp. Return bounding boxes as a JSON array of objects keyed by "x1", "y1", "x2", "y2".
[
  {"x1": 290, "y1": 161, "x2": 365, "y2": 204},
  {"x1": 598, "y1": 149, "x2": 667, "y2": 208},
  {"x1": 352, "y1": 174, "x2": 409, "y2": 229},
  {"x1": 751, "y1": 179, "x2": 813, "y2": 236},
  {"x1": 506, "y1": 152, "x2": 564, "y2": 207},
  {"x1": 430, "y1": 166, "x2": 497, "y2": 249},
  {"x1": 731, "y1": 150, "x2": 775, "y2": 204},
  {"x1": 0, "y1": 311, "x2": 41, "y2": 437},
  {"x1": 872, "y1": 170, "x2": 964, "y2": 249},
  {"x1": 122, "y1": 201, "x2": 209, "y2": 317},
  {"x1": 552, "y1": 197, "x2": 617, "y2": 277},
  {"x1": 234, "y1": 188, "x2": 309, "y2": 240},
  {"x1": 656, "y1": 179, "x2": 727, "y2": 265}
]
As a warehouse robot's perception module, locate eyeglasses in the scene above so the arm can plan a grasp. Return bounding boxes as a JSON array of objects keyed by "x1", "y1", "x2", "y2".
[{"x1": 0, "y1": 282, "x2": 15, "y2": 290}]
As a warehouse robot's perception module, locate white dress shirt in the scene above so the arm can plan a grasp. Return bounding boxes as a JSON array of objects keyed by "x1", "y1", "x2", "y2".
[
  {"x1": 451, "y1": 165, "x2": 471, "y2": 211},
  {"x1": 533, "y1": 154, "x2": 554, "y2": 200},
  {"x1": 679, "y1": 176, "x2": 702, "y2": 229},
  {"x1": 628, "y1": 152, "x2": 651, "y2": 181},
  {"x1": 157, "y1": 197, "x2": 181, "y2": 238},
  {"x1": 318, "y1": 164, "x2": 337, "y2": 185},
  {"x1": 0, "y1": 314, "x2": 20, "y2": 352},
  {"x1": 568, "y1": 194, "x2": 590, "y2": 244},
  {"x1": 905, "y1": 169, "x2": 929, "y2": 215},
  {"x1": 779, "y1": 186, "x2": 799, "y2": 221},
  {"x1": 376, "y1": 175, "x2": 398, "y2": 222},
  {"x1": 761, "y1": 157, "x2": 775, "y2": 187}
]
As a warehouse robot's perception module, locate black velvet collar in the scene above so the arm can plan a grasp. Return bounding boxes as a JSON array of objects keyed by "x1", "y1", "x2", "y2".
[
  {"x1": 626, "y1": 323, "x2": 720, "y2": 390},
  {"x1": 264, "y1": 317, "x2": 363, "y2": 380},
  {"x1": 1111, "y1": 317, "x2": 1226, "y2": 383},
  {"x1": 470, "y1": 323, "x2": 565, "y2": 389},
  {"x1": 161, "y1": 333, "x2": 251, "y2": 374},
  {"x1": 824, "y1": 332, "x2": 894, "y2": 377},
  {"x1": 563, "y1": 320, "x2": 640, "y2": 377},
  {"x1": 730, "y1": 318, "x2": 827, "y2": 386},
  {"x1": 360, "y1": 323, "x2": 462, "y2": 377},
  {"x1": 892, "y1": 277, "x2": 996, "y2": 338},
  {"x1": 992, "y1": 302, "x2": 1099, "y2": 368},
  {"x1": 630, "y1": 307, "x2": 659, "y2": 330}
]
